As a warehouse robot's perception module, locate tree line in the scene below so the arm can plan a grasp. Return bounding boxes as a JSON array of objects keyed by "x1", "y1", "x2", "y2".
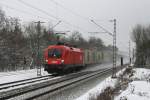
[
  {"x1": 132, "y1": 24, "x2": 150, "y2": 67},
  {"x1": 0, "y1": 8, "x2": 113, "y2": 72}
]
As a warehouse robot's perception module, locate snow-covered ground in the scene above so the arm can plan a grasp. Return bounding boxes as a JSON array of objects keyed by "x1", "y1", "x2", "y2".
[
  {"x1": 76, "y1": 67, "x2": 150, "y2": 100},
  {"x1": 0, "y1": 68, "x2": 49, "y2": 84},
  {"x1": 115, "y1": 68, "x2": 150, "y2": 100},
  {"x1": 115, "y1": 81, "x2": 150, "y2": 100},
  {"x1": 76, "y1": 67, "x2": 125, "y2": 100},
  {"x1": 76, "y1": 77, "x2": 117, "y2": 100}
]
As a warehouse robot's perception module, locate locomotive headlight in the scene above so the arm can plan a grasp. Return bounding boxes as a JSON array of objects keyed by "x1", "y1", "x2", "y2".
[
  {"x1": 45, "y1": 59, "x2": 48, "y2": 62},
  {"x1": 61, "y1": 60, "x2": 64, "y2": 64}
]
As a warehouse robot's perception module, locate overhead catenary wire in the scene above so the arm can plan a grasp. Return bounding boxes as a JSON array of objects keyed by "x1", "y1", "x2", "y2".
[
  {"x1": 17, "y1": 0, "x2": 88, "y2": 33},
  {"x1": 48, "y1": 0, "x2": 112, "y2": 31},
  {"x1": 0, "y1": 3, "x2": 54, "y2": 21},
  {"x1": 0, "y1": 0, "x2": 128, "y2": 60},
  {"x1": 18, "y1": 0, "x2": 59, "y2": 20},
  {"x1": 1, "y1": 0, "x2": 114, "y2": 42},
  {"x1": 49, "y1": 0, "x2": 117, "y2": 39},
  {"x1": 91, "y1": 20, "x2": 113, "y2": 37},
  {"x1": 48, "y1": 0, "x2": 90, "y2": 21},
  {"x1": 0, "y1": 2, "x2": 86, "y2": 34}
]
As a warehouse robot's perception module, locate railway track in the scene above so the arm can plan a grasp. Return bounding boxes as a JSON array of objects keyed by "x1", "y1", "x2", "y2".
[
  {"x1": 0, "y1": 64, "x2": 128, "y2": 100},
  {"x1": 0, "y1": 74, "x2": 55, "y2": 91},
  {"x1": 0, "y1": 68, "x2": 110, "y2": 99}
]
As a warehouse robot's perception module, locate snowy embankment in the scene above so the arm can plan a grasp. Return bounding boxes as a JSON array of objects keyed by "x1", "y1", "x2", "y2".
[
  {"x1": 76, "y1": 66, "x2": 150, "y2": 100},
  {"x1": 76, "y1": 77, "x2": 117, "y2": 100},
  {"x1": 115, "y1": 68, "x2": 150, "y2": 100},
  {"x1": 76, "y1": 68, "x2": 125, "y2": 100}
]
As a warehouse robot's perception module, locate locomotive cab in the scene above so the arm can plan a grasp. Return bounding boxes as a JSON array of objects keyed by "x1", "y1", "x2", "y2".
[
  {"x1": 44, "y1": 46, "x2": 65, "y2": 73},
  {"x1": 47, "y1": 48, "x2": 64, "y2": 64}
]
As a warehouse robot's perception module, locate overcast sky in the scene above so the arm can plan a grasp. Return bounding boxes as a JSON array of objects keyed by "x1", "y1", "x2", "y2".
[{"x1": 0, "y1": 0, "x2": 150, "y2": 52}]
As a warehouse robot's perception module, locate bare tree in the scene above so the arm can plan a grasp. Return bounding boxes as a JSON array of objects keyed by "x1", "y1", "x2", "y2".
[{"x1": 131, "y1": 24, "x2": 150, "y2": 67}]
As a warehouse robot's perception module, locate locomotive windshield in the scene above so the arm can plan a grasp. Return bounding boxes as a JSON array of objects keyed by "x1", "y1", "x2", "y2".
[{"x1": 48, "y1": 48, "x2": 62, "y2": 58}]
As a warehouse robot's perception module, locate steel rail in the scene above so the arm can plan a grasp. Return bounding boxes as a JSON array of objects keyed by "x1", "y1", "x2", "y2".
[
  {"x1": 0, "y1": 71, "x2": 90, "y2": 99},
  {"x1": 0, "y1": 74, "x2": 53, "y2": 90},
  {"x1": 0, "y1": 70, "x2": 107, "y2": 99},
  {"x1": 28, "y1": 68, "x2": 112, "y2": 100}
]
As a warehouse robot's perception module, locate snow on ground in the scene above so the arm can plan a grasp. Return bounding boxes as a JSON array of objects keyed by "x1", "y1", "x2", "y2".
[
  {"x1": 115, "y1": 81, "x2": 150, "y2": 100},
  {"x1": 131, "y1": 68, "x2": 150, "y2": 81},
  {"x1": 76, "y1": 77, "x2": 118, "y2": 100},
  {"x1": 0, "y1": 68, "x2": 49, "y2": 84},
  {"x1": 76, "y1": 68, "x2": 125, "y2": 100},
  {"x1": 76, "y1": 67, "x2": 150, "y2": 100},
  {"x1": 115, "y1": 68, "x2": 150, "y2": 100}
]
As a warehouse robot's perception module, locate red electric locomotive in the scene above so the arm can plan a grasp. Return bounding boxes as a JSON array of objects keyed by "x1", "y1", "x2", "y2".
[{"x1": 44, "y1": 44, "x2": 84, "y2": 73}]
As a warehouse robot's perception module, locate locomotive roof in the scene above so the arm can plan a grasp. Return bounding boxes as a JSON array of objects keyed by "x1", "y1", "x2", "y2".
[{"x1": 47, "y1": 45, "x2": 82, "y2": 52}]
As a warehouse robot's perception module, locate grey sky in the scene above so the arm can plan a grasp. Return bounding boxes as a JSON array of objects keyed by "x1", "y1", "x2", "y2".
[{"x1": 0, "y1": 0, "x2": 150, "y2": 52}]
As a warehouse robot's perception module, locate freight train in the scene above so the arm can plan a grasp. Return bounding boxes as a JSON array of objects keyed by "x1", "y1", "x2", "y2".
[{"x1": 44, "y1": 44, "x2": 105, "y2": 73}]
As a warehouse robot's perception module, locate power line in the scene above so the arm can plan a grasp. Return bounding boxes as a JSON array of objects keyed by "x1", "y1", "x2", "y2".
[
  {"x1": 50, "y1": 20, "x2": 61, "y2": 29},
  {"x1": 18, "y1": 0, "x2": 59, "y2": 20},
  {"x1": 0, "y1": 3, "x2": 53, "y2": 21},
  {"x1": 91, "y1": 20, "x2": 113, "y2": 36},
  {"x1": 48, "y1": 0, "x2": 91, "y2": 32},
  {"x1": 49, "y1": 0, "x2": 90, "y2": 21},
  {"x1": 49, "y1": 0, "x2": 111, "y2": 31},
  {"x1": 18, "y1": 0, "x2": 88, "y2": 33}
]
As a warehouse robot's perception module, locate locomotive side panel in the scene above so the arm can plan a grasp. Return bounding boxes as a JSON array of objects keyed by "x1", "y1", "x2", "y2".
[{"x1": 65, "y1": 50, "x2": 74, "y2": 65}]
